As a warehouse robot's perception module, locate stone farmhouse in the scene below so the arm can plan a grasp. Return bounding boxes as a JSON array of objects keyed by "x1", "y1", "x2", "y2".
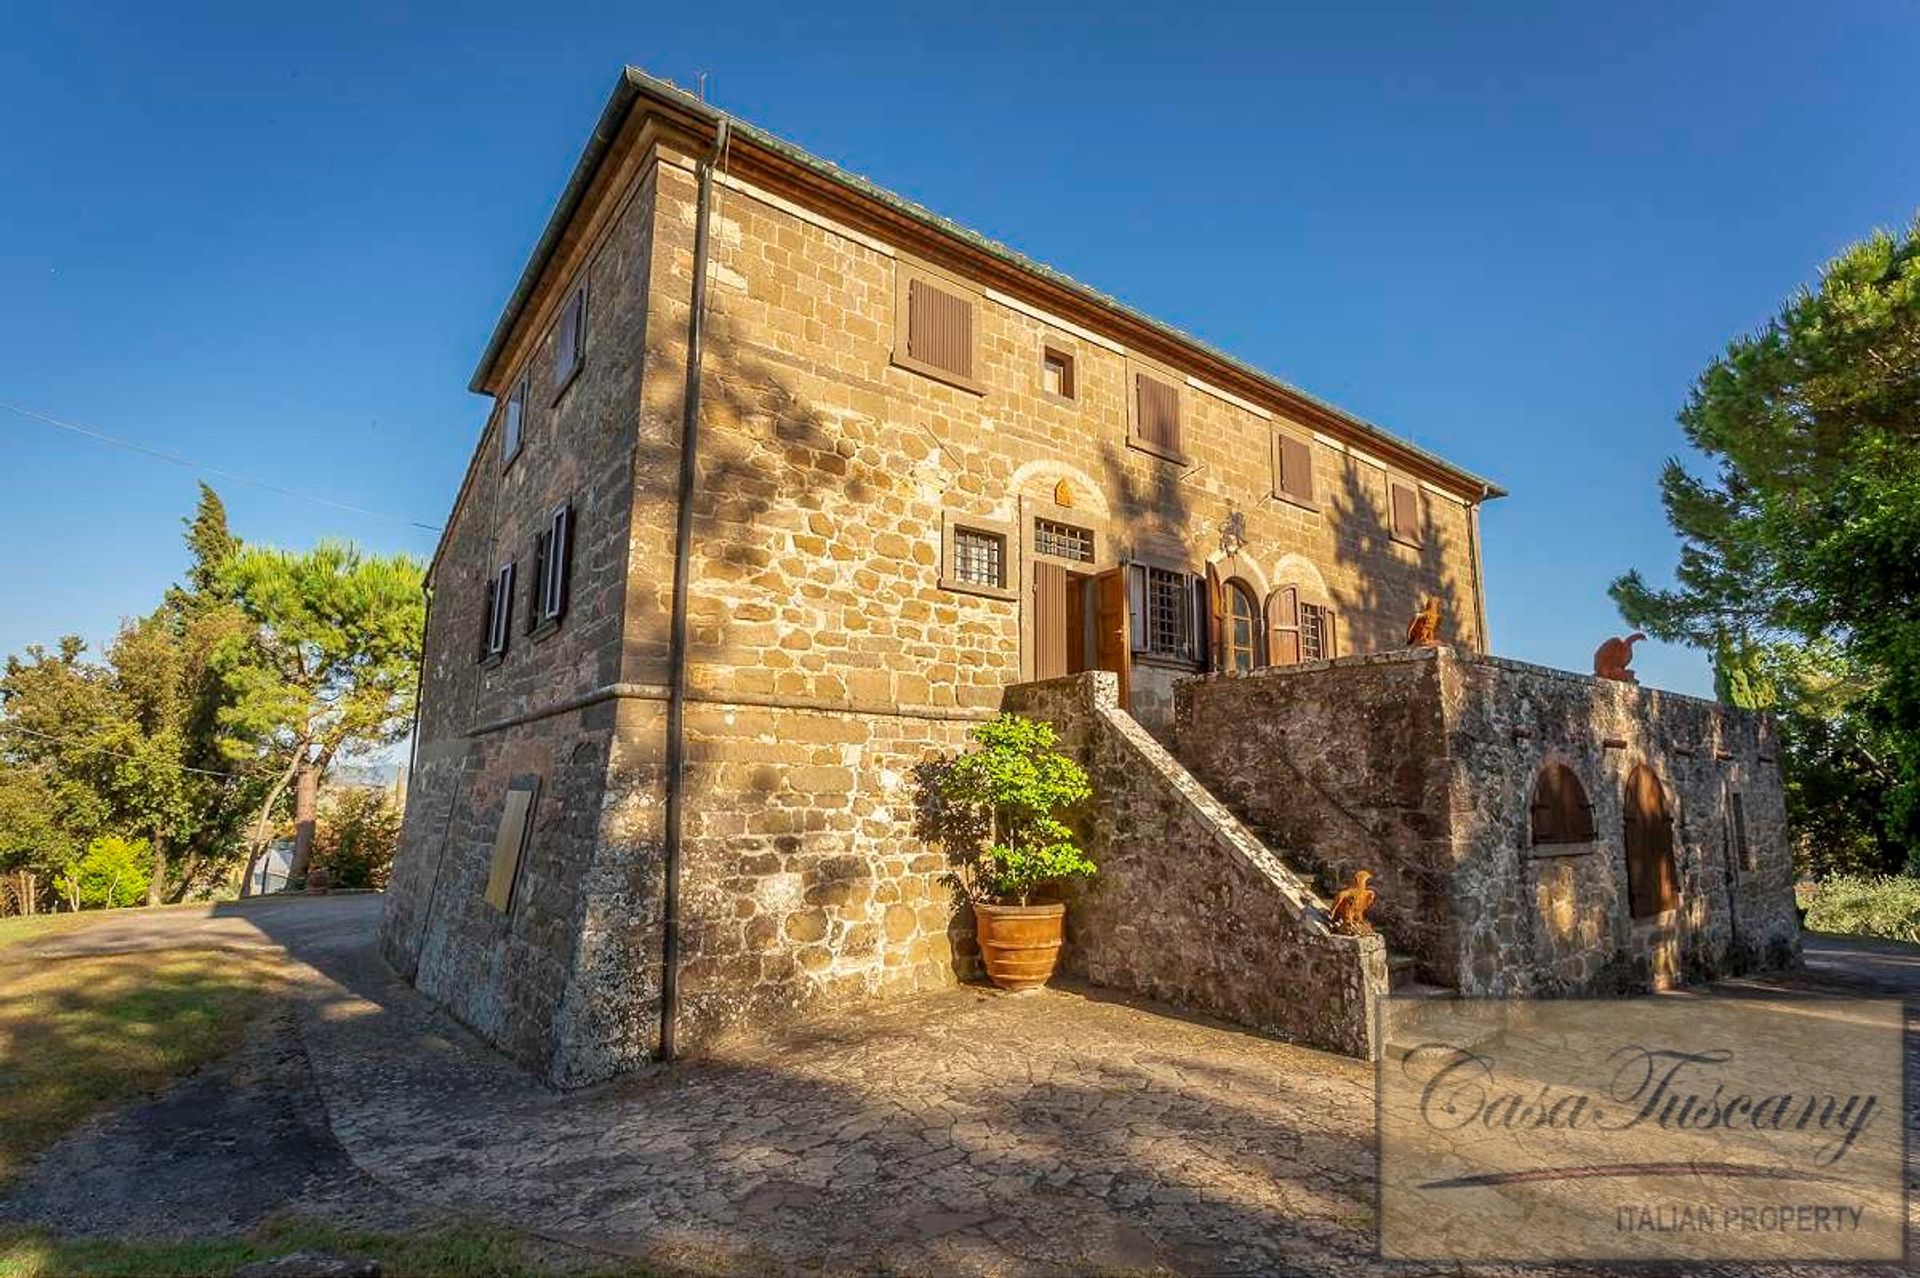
[{"x1": 380, "y1": 68, "x2": 1799, "y2": 1087}]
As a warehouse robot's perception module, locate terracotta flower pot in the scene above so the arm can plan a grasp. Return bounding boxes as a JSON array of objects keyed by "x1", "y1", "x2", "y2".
[{"x1": 973, "y1": 900, "x2": 1066, "y2": 991}]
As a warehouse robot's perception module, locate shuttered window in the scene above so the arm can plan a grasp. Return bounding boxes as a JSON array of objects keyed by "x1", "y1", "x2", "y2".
[
  {"x1": 482, "y1": 561, "x2": 514, "y2": 660},
  {"x1": 1299, "y1": 602, "x2": 1330, "y2": 661},
  {"x1": 894, "y1": 263, "x2": 983, "y2": 392},
  {"x1": 501, "y1": 374, "x2": 527, "y2": 466},
  {"x1": 1624, "y1": 765, "x2": 1679, "y2": 918},
  {"x1": 528, "y1": 503, "x2": 573, "y2": 631},
  {"x1": 553, "y1": 286, "x2": 586, "y2": 395},
  {"x1": 1132, "y1": 372, "x2": 1183, "y2": 459},
  {"x1": 1267, "y1": 587, "x2": 1336, "y2": 666},
  {"x1": 1274, "y1": 431, "x2": 1315, "y2": 505},
  {"x1": 1530, "y1": 763, "x2": 1596, "y2": 845},
  {"x1": 1390, "y1": 479, "x2": 1422, "y2": 544}
]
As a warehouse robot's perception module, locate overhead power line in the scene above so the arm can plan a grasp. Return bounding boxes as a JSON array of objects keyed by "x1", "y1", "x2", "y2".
[
  {"x1": 0, "y1": 400, "x2": 444, "y2": 534},
  {"x1": 3, "y1": 722, "x2": 246, "y2": 781}
]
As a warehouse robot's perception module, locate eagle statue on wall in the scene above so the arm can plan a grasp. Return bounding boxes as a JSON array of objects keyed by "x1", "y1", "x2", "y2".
[
  {"x1": 1594, "y1": 632, "x2": 1647, "y2": 683},
  {"x1": 1405, "y1": 597, "x2": 1443, "y2": 647},
  {"x1": 1329, "y1": 870, "x2": 1377, "y2": 936}
]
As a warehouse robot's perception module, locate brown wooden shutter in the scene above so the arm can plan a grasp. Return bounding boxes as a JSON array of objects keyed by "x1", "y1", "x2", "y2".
[
  {"x1": 1093, "y1": 567, "x2": 1131, "y2": 707},
  {"x1": 1323, "y1": 608, "x2": 1338, "y2": 659},
  {"x1": 1624, "y1": 766, "x2": 1678, "y2": 917},
  {"x1": 1266, "y1": 586, "x2": 1300, "y2": 666},
  {"x1": 1204, "y1": 564, "x2": 1225, "y2": 673},
  {"x1": 1531, "y1": 764, "x2": 1596, "y2": 844},
  {"x1": 1033, "y1": 560, "x2": 1069, "y2": 680},
  {"x1": 1277, "y1": 434, "x2": 1314, "y2": 503},
  {"x1": 1391, "y1": 481, "x2": 1420, "y2": 541},
  {"x1": 908, "y1": 279, "x2": 973, "y2": 380},
  {"x1": 1135, "y1": 374, "x2": 1181, "y2": 455}
]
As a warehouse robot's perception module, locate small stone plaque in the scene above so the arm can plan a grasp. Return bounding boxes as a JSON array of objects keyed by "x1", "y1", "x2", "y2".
[{"x1": 484, "y1": 782, "x2": 536, "y2": 912}]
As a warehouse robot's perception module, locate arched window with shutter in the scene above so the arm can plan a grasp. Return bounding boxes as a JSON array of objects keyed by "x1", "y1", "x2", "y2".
[
  {"x1": 1530, "y1": 763, "x2": 1596, "y2": 845},
  {"x1": 1623, "y1": 765, "x2": 1679, "y2": 918},
  {"x1": 1224, "y1": 580, "x2": 1260, "y2": 672}
]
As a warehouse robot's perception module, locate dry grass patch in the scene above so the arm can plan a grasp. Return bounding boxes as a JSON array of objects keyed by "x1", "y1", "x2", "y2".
[{"x1": 0, "y1": 947, "x2": 279, "y2": 1183}]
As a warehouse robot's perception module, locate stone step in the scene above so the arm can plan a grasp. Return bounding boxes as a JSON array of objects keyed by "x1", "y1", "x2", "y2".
[{"x1": 1382, "y1": 981, "x2": 1459, "y2": 1043}]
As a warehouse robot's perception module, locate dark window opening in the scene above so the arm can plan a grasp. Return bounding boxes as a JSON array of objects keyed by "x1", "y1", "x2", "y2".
[
  {"x1": 1128, "y1": 564, "x2": 1200, "y2": 665},
  {"x1": 502, "y1": 374, "x2": 527, "y2": 465},
  {"x1": 482, "y1": 561, "x2": 514, "y2": 660},
  {"x1": 528, "y1": 504, "x2": 573, "y2": 631},
  {"x1": 553, "y1": 286, "x2": 586, "y2": 395},
  {"x1": 1043, "y1": 347, "x2": 1075, "y2": 399},
  {"x1": 1729, "y1": 789, "x2": 1752, "y2": 872}
]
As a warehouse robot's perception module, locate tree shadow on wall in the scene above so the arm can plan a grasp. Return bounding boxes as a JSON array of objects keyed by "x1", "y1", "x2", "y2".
[{"x1": 1326, "y1": 460, "x2": 1466, "y2": 651}]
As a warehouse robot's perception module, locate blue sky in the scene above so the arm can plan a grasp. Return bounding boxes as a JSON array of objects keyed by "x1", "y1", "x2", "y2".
[{"x1": 2, "y1": 2, "x2": 1915, "y2": 696}]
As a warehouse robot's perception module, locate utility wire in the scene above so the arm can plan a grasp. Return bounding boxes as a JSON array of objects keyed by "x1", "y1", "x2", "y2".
[
  {"x1": 3, "y1": 721, "x2": 247, "y2": 781},
  {"x1": 0, "y1": 400, "x2": 444, "y2": 534}
]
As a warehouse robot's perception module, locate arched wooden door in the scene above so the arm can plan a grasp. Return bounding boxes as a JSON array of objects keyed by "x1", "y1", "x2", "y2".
[{"x1": 1623, "y1": 765, "x2": 1678, "y2": 918}]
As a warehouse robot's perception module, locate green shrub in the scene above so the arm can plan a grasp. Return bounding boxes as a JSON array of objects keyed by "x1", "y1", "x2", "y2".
[
  {"x1": 919, "y1": 713, "x2": 1094, "y2": 905},
  {"x1": 51, "y1": 835, "x2": 152, "y2": 910},
  {"x1": 1802, "y1": 874, "x2": 1920, "y2": 943}
]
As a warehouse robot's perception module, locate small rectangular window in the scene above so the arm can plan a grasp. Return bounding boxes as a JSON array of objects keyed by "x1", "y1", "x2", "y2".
[
  {"x1": 952, "y1": 527, "x2": 1005, "y2": 588},
  {"x1": 501, "y1": 375, "x2": 527, "y2": 465},
  {"x1": 1390, "y1": 479, "x2": 1422, "y2": 545},
  {"x1": 553, "y1": 286, "x2": 586, "y2": 396},
  {"x1": 1129, "y1": 564, "x2": 1199, "y2": 664},
  {"x1": 484, "y1": 561, "x2": 515, "y2": 659},
  {"x1": 1131, "y1": 372, "x2": 1183, "y2": 460},
  {"x1": 1274, "y1": 430, "x2": 1315, "y2": 506},
  {"x1": 1042, "y1": 347, "x2": 1075, "y2": 400},
  {"x1": 1033, "y1": 518, "x2": 1093, "y2": 564}
]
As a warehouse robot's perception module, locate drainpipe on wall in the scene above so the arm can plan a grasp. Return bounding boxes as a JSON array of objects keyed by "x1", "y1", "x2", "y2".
[{"x1": 659, "y1": 113, "x2": 730, "y2": 1063}]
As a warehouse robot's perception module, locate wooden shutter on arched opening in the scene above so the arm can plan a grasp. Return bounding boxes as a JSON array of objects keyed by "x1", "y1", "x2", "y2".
[
  {"x1": 1204, "y1": 564, "x2": 1225, "y2": 672},
  {"x1": 1623, "y1": 765, "x2": 1678, "y2": 918},
  {"x1": 1267, "y1": 586, "x2": 1300, "y2": 666},
  {"x1": 1530, "y1": 763, "x2": 1595, "y2": 844}
]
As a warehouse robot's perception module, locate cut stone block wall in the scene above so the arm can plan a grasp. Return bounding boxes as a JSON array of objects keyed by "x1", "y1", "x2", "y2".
[
  {"x1": 1174, "y1": 647, "x2": 1800, "y2": 997},
  {"x1": 1005, "y1": 672, "x2": 1387, "y2": 1060}
]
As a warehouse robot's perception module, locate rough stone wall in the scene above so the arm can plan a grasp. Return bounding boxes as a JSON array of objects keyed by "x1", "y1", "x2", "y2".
[
  {"x1": 1445, "y1": 654, "x2": 1798, "y2": 993},
  {"x1": 1173, "y1": 651, "x2": 1460, "y2": 984},
  {"x1": 1007, "y1": 673, "x2": 1387, "y2": 1060},
  {"x1": 1175, "y1": 648, "x2": 1799, "y2": 998},
  {"x1": 380, "y1": 168, "x2": 658, "y2": 1086}
]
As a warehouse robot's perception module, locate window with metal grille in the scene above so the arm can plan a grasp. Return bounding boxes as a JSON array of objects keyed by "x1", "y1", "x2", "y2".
[
  {"x1": 952, "y1": 527, "x2": 1004, "y2": 588},
  {"x1": 1299, "y1": 602, "x2": 1329, "y2": 661},
  {"x1": 501, "y1": 374, "x2": 527, "y2": 466},
  {"x1": 907, "y1": 278, "x2": 974, "y2": 382},
  {"x1": 1132, "y1": 372, "x2": 1182, "y2": 458},
  {"x1": 1128, "y1": 565, "x2": 1197, "y2": 662},
  {"x1": 1033, "y1": 518, "x2": 1093, "y2": 563}
]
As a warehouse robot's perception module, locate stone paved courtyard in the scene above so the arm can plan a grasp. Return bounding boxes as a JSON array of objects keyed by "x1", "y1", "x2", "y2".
[{"x1": 4, "y1": 896, "x2": 1915, "y2": 1276}]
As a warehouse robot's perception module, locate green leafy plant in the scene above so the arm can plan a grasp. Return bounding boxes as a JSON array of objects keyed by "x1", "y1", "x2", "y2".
[
  {"x1": 52, "y1": 835, "x2": 152, "y2": 911},
  {"x1": 922, "y1": 713, "x2": 1094, "y2": 904}
]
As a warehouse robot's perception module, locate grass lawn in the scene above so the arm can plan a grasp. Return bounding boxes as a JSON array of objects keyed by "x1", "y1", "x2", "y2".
[
  {"x1": 0, "y1": 1217, "x2": 653, "y2": 1278},
  {"x1": 0, "y1": 903, "x2": 218, "y2": 953},
  {"x1": 0, "y1": 947, "x2": 279, "y2": 1184}
]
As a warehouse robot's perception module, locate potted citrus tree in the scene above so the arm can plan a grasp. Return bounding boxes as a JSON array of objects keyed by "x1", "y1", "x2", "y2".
[{"x1": 929, "y1": 713, "x2": 1095, "y2": 991}]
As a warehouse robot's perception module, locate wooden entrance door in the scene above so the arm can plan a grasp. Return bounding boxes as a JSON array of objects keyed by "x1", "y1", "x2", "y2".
[
  {"x1": 1623, "y1": 765, "x2": 1678, "y2": 918},
  {"x1": 1092, "y1": 567, "x2": 1130, "y2": 706}
]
